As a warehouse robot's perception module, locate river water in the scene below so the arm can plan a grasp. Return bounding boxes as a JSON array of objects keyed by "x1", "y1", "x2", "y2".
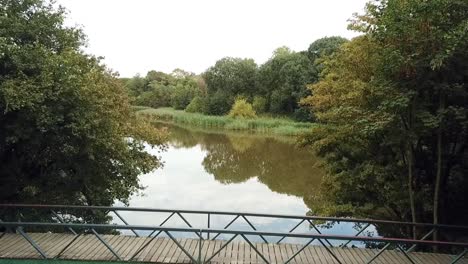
[{"x1": 114, "y1": 124, "x2": 373, "y2": 245}]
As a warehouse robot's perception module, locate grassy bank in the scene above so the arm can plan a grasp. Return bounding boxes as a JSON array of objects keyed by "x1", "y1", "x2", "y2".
[{"x1": 135, "y1": 107, "x2": 316, "y2": 136}]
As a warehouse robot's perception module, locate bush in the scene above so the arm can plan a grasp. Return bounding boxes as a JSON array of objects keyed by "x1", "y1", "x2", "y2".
[
  {"x1": 252, "y1": 96, "x2": 267, "y2": 114},
  {"x1": 185, "y1": 96, "x2": 208, "y2": 113},
  {"x1": 228, "y1": 98, "x2": 257, "y2": 119}
]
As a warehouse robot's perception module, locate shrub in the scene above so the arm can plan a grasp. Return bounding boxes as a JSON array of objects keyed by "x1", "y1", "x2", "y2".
[
  {"x1": 228, "y1": 98, "x2": 257, "y2": 119},
  {"x1": 252, "y1": 96, "x2": 267, "y2": 114},
  {"x1": 185, "y1": 96, "x2": 208, "y2": 113}
]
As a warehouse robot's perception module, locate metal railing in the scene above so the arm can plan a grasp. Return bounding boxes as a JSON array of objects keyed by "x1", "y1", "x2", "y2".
[{"x1": 0, "y1": 204, "x2": 467, "y2": 264}]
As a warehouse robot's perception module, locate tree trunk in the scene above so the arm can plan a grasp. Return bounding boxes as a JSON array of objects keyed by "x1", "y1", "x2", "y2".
[
  {"x1": 433, "y1": 92, "x2": 445, "y2": 251},
  {"x1": 407, "y1": 146, "x2": 417, "y2": 239}
]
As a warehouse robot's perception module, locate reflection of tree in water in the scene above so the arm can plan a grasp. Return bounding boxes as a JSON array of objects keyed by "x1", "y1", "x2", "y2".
[{"x1": 166, "y1": 125, "x2": 325, "y2": 208}]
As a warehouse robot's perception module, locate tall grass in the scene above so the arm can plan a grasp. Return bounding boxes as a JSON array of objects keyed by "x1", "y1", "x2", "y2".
[{"x1": 137, "y1": 107, "x2": 316, "y2": 136}]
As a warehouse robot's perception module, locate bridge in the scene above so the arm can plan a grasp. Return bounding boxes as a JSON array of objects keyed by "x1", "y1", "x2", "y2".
[{"x1": 0, "y1": 204, "x2": 467, "y2": 264}]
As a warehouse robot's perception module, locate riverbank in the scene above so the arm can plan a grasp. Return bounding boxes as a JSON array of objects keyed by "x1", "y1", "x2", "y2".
[{"x1": 135, "y1": 107, "x2": 316, "y2": 136}]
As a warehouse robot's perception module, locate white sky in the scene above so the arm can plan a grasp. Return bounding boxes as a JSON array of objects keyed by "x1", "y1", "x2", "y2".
[{"x1": 57, "y1": 0, "x2": 368, "y2": 77}]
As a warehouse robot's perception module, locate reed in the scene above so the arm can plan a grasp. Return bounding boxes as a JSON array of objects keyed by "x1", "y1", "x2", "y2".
[{"x1": 136, "y1": 107, "x2": 315, "y2": 136}]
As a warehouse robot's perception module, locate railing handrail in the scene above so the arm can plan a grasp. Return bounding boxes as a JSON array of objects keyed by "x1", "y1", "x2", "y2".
[
  {"x1": 1, "y1": 221, "x2": 468, "y2": 247},
  {"x1": 1, "y1": 203, "x2": 468, "y2": 230}
]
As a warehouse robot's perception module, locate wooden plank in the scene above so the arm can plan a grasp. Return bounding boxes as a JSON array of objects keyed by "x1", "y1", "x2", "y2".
[
  {"x1": 144, "y1": 237, "x2": 166, "y2": 262},
  {"x1": 0, "y1": 234, "x2": 26, "y2": 256},
  {"x1": 183, "y1": 239, "x2": 197, "y2": 263},
  {"x1": 203, "y1": 238, "x2": 215, "y2": 263},
  {"x1": 42, "y1": 233, "x2": 76, "y2": 257},
  {"x1": 231, "y1": 240, "x2": 239, "y2": 264},
  {"x1": 121, "y1": 236, "x2": 145, "y2": 260},
  {"x1": 110, "y1": 235, "x2": 133, "y2": 260},
  {"x1": 151, "y1": 237, "x2": 171, "y2": 262},
  {"x1": 173, "y1": 238, "x2": 190, "y2": 263},
  {"x1": 137, "y1": 236, "x2": 159, "y2": 261},
  {"x1": 164, "y1": 237, "x2": 178, "y2": 263},
  {"x1": 335, "y1": 247, "x2": 358, "y2": 264},
  {"x1": 237, "y1": 241, "x2": 244, "y2": 264},
  {"x1": 300, "y1": 244, "x2": 315, "y2": 264},
  {"x1": 80, "y1": 234, "x2": 109, "y2": 260},
  {"x1": 6, "y1": 233, "x2": 48, "y2": 259}
]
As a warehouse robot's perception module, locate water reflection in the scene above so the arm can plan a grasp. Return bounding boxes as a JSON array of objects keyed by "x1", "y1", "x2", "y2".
[{"x1": 115, "y1": 125, "x2": 371, "y2": 244}]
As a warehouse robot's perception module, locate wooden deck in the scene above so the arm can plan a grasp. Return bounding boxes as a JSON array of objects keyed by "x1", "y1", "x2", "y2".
[{"x1": 0, "y1": 233, "x2": 466, "y2": 263}]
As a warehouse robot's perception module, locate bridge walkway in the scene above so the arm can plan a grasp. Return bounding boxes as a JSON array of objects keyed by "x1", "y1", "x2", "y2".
[{"x1": 0, "y1": 232, "x2": 465, "y2": 264}]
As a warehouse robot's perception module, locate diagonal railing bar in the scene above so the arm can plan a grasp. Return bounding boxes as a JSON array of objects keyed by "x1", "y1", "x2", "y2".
[
  {"x1": 284, "y1": 237, "x2": 315, "y2": 264},
  {"x1": 451, "y1": 249, "x2": 467, "y2": 264},
  {"x1": 277, "y1": 219, "x2": 305, "y2": 244},
  {"x1": 341, "y1": 223, "x2": 371, "y2": 248},
  {"x1": 164, "y1": 230, "x2": 198, "y2": 263},
  {"x1": 54, "y1": 233, "x2": 82, "y2": 259},
  {"x1": 406, "y1": 228, "x2": 435, "y2": 253},
  {"x1": 204, "y1": 234, "x2": 238, "y2": 263},
  {"x1": 112, "y1": 210, "x2": 139, "y2": 237},
  {"x1": 396, "y1": 244, "x2": 416, "y2": 264},
  {"x1": 91, "y1": 229, "x2": 121, "y2": 260},
  {"x1": 365, "y1": 243, "x2": 391, "y2": 264},
  {"x1": 241, "y1": 215, "x2": 269, "y2": 243},
  {"x1": 176, "y1": 212, "x2": 204, "y2": 240},
  {"x1": 50, "y1": 210, "x2": 77, "y2": 235},
  {"x1": 148, "y1": 212, "x2": 176, "y2": 238},
  {"x1": 16, "y1": 227, "x2": 48, "y2": 259},
  {"x1": 211, "y1": 214, "x2": 240, "y2": 240},
  {"x1": 240, "y1": 234, "x2": 271, "y2": 264},
  {"x1": 317, "y1": 236, "x2": 343, "y2": 264},
  {"x1": 307, "y1": 219, "x2": 334, "y2": 247},
  {"x1": 128, "y1": 229, "x2": 164, "y2": 261}
]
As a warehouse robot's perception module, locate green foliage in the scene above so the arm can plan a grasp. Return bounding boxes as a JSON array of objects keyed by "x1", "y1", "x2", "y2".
[
  {"x1": 185, "y1": 96, "x2": 208, "y2": 113},
  {"x1": 257, "y1": 48, "x2": 316, "y2": 115},
  {"x1": 307, "y1": 36, "x2": 348, "y2": 61},
  {"x1": 302, "y1": 0, "x2": 468, "y2": 232},
  {"x1": 0, "y1": 0, "x2": 166, "y2": 205},
  {"x1": 228, "y1": 98, "x2": 257, "y2": 119},
  {"x1": 171, "y1": 82, "x2": 200, "y2": 110},
  {"x1": 123, "y1": 69, "x2": 203, "y2": 110},
  {"x1": 252, "y1": 96, "x2": 267, "y2": 114},
  {"x1": 207, "y1": 89, "x2": 233, "y2": 115},
  {"x1": 203, "y1": 57, "x2": 257, "y2": 97}
]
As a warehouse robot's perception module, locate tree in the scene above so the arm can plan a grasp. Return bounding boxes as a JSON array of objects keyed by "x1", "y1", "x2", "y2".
[
  {"x1": 307, "y1": 36, "x2": 348, "y2": 62},
  {"x1": 203, "y1": 57, "x2": 257, "y2": 114},
  {"x1": 257, "y1": 47, "x2": 316, "y2": 117},
  {"x1": 302, "y1": 0, "x2": 468, "y2": 242},
  {"x1": 0, "y1": 0, "x2": 166, "y2": 207}
]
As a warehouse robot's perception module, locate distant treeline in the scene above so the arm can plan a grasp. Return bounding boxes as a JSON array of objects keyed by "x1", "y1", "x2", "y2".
[{"x1": 121, "y1": 37, "x2": 348, "y2": 121}]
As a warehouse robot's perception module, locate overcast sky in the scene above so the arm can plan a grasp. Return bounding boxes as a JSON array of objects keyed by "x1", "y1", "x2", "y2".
[{"x1": 57, "y1": 0, "x2": 368, "y2": 77}]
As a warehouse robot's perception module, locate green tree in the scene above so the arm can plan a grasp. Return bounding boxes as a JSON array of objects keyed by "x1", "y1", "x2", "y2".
[
  {"x1": 203, "y1": 57, "x2": 257, "y2": 114},
  {"x1": 302, "y1": 0, "x2": 468, "y2": 242},
  {"x1": 257, "y1": 47, "x2": 316, "y2": 117},
  {"x1": 307, "y1": 36, "x2": 348, "y2": 62},
  {"x1": 0, "y1": 0, "x2": 166, "y2": 206}
]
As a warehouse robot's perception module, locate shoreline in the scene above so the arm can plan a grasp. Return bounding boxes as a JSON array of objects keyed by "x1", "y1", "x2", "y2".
[{"x1": 135, "y1": 107, "x2": 316, "y2": 136}]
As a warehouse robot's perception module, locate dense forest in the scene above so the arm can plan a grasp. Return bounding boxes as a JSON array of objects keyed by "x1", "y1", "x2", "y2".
[{"x1": 122, "y1": 37, "x2": 347, "y2": 121}]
